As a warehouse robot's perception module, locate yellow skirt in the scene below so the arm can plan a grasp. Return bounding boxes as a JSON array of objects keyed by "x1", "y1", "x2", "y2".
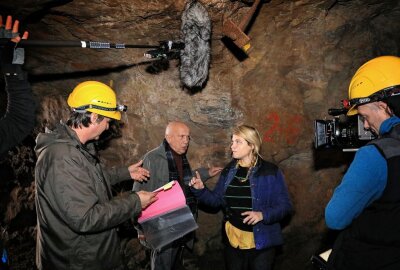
[{"x1": 225, "y1": 221, "x2": 255, "y2": 249}]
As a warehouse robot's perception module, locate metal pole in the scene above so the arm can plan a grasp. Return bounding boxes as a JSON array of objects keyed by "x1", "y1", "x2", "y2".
[{"x1": 0, "y1": 39, "x2": 160, "y2": 49}]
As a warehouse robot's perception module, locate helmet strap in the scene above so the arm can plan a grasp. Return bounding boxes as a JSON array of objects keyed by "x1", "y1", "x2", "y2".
[{"x1": 72, "y1": 104, "x2": 127, "y2": 113}]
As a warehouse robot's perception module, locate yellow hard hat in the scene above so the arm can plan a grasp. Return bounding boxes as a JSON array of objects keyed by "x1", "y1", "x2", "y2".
[
  {"x1": 347, "y1": 56, "x2": 400, "y2": 116},
  {"x1": 67, "y1": 81, "x2": 127, "y2": 120}
]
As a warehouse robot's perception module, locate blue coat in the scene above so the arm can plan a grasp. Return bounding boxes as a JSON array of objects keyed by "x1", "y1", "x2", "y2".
[
  {"x1": 192, "y1": 158, "x2": 292, "y2": 250},
  {"x1": 325, "y1": 116, "x2": 400, "y2": 230}
]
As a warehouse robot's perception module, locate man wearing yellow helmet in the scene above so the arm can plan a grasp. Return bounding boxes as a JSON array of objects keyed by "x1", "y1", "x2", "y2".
[
  {"x1": 34, "y1": 81, "x2": 157, "y2": 270},
  {"x1": 325, "y1": 56, "x2": 400, "y2": 269}
]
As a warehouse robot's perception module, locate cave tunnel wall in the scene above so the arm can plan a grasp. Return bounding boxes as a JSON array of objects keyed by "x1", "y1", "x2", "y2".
[{"x1": 1, "y1": 0, "x2": 400, "y2": 269}]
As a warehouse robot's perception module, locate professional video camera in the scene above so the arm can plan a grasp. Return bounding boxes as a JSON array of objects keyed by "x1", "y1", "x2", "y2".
[{"x1": 314, "y1": 107, "x2": 375, "y2": 151}]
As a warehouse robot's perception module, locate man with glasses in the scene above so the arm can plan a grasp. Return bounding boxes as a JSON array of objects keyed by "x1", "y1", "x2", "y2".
[{"x1": 133, "y1": 121, "x2": 222, "y2": 270}]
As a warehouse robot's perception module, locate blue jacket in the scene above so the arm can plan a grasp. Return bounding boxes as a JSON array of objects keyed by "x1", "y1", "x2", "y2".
[
  {"x1": 325, "y1": 116, "x2": 400, "y2": 230},
  {"x1": 192, "y1": 158, "x2": 292, "y2": 250}
]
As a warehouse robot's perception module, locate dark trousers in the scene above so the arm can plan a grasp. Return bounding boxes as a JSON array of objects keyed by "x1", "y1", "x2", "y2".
[
  {"x1": 151, "y1": 245, "x2": 179, "y2": 270},
  {"x1": 328, "y1": 229, "x2": 400, "y2": 270},
  {"x1": 151, "y1": 239, "x2": 190, "y2": 270},
  {"x1": 224, "y1": 244, "x2": 276, "y2": 270}
]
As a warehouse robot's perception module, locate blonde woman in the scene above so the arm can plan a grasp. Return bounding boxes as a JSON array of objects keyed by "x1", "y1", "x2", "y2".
[{"x1": 190, "y1": 125, "x2": 292, "y2": 270}]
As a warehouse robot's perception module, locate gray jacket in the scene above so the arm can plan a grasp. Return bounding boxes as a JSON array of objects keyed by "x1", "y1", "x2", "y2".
[
  {"x1": 132, "y1": 143, "x2": 209, "y2": 193},
  {"x1": 132, "y1": 143, "x2": 209, "y2": 249},
  {"x1": 35, "y1": 123, "x2": 142, "y2": 270}
]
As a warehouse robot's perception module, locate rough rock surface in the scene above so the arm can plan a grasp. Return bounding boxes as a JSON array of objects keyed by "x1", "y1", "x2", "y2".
[{"x1": 1, "y1": 0, "x2": 400, "y2": 269}]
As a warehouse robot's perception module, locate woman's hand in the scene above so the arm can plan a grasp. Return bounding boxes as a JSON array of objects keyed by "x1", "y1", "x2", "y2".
[
  {"x1": 242, "y1": 211, "x2": 263, "y2": 225},
  {"x1": 189, "y1": 171, "x2": 204, "y2": 189}
]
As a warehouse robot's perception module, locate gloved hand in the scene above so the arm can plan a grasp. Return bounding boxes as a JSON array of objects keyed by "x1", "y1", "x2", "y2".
[{"x1": 0, "y1": 15, "x2": 28, "y2": 74}]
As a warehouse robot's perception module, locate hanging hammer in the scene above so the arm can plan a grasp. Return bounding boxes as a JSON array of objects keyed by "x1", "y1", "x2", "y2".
[{"x1": 222, "y1": 0, "x2": 262, "y2": 53}]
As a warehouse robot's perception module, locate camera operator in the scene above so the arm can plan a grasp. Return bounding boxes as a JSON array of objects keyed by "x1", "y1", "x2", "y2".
[
  {"x1": 325, "y1": 56, "x2": 400, "y2": 269},
  {"x1": 0, "y1": 14, "x2": 35, "y2": 270},
  {"x1": 0, "y1": 15, "x2": 35, "y2": 156}
]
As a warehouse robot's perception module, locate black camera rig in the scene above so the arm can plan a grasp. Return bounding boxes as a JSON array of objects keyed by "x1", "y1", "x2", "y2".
[{"x1": 314, "y1": 107, "x2": 375, "y2": 151}]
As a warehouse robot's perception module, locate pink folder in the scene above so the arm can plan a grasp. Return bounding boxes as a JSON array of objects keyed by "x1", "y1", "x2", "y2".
[
  {"x1": 138, "y1": 181, "x2": 186, "y2": 223},
  {"x1": 136, "y1": 180, "x2": 198, "y2": 249}
]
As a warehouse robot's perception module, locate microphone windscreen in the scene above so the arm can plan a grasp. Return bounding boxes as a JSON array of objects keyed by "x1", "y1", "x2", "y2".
[{"x1": 180, "y1": 0, "x2": 211, "y2": 90}]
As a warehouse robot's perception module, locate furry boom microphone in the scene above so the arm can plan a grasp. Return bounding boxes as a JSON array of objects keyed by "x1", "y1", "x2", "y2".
[
  {"x1": 180, "y1": 0, "x2": 211, "y2": 89},
  {"x1": 0, "y1": 0, "x2": 211, "y2": 89}
]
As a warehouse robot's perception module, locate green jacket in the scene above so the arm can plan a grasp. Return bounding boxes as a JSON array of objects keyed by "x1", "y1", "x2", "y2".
[{"x1": 35, "y1": 123, "x2": 141, "y2": 270}]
